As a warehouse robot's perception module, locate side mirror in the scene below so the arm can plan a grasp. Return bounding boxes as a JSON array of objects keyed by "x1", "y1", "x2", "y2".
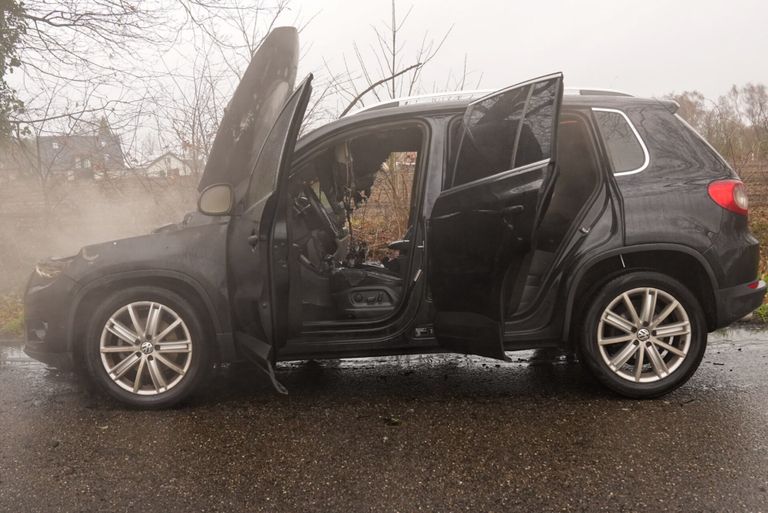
[{"x1": 197, "y1": 183, "x2": 234, "y2": 216}]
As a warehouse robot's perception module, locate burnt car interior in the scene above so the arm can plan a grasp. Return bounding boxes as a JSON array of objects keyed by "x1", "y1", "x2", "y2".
[{"x1": 288, "y1": 124, "x2": 423, "y2": 325}]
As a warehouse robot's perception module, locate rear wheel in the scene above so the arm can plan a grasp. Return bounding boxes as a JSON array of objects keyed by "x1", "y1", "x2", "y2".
[
  {"x1": 84, "y1": 286, "x2": 211, "y2": 408},
  {"x1": 578, "y1": 272, "x2": 707, "y2": 398}
]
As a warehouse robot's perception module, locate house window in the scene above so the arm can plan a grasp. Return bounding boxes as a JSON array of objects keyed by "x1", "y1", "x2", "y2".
[
  {"x1": 52, "y1": 141, "x2": 60, "y2": 150},
  {"x1": 75, "y1": 157, "x2": 92, "y2": 169}
]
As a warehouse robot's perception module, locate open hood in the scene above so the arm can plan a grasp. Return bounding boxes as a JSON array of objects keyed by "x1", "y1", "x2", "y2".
[{"x1": 198, "y1": 27, "x2": 299, "y2": 192}]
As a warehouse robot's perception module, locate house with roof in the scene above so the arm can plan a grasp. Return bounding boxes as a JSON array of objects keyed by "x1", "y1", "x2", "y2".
[
  {"x1": 142, "y1": 151, "x2": 196, "y2": 178},
  {"x1": 0, "y1": 118, "x2": 126, "y2": 182}
]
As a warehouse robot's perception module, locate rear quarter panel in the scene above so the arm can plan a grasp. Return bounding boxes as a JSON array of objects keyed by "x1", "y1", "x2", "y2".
[{"x1": 617, "y1": 104, "x2": 733, "y2": 272}]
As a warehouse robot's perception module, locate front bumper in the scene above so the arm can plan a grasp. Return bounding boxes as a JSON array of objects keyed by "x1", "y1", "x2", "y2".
[
  {"x1": 23, "y1": 344, "x2": 75, "y2": 370},
  {"x1": 714, "y1": 279, "x2": 766, "y2": 328},
  {"x1": 23, "y1": 272, "x2": 80, "y2": 370}
]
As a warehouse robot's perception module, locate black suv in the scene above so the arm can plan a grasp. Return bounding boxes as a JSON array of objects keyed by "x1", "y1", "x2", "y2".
[{"x1": 24, "y1": 28, "x2": 765, "y2": 407}]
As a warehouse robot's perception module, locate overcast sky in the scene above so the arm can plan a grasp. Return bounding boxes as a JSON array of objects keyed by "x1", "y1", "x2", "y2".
[
  {"x1": 11, "y1": 0, "x2": 765, "y2": 156},
  {"x1": 299, "y1": 0, "x2": 767, "y2": 101}
]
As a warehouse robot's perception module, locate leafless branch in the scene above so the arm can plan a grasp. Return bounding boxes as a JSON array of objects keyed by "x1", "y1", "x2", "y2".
[{"x1": 339, "y1": 63, "x2": 422, "y2": 117}]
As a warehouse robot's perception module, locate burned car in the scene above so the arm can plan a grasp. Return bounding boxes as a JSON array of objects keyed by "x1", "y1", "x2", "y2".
[{"x1": 24, "y1": 27, "x2": 765, "y2": 407}]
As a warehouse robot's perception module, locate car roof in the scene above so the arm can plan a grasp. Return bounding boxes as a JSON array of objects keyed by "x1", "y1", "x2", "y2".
[{"x1": 297, "y1": 93, "x2": 677, "y2": 151}]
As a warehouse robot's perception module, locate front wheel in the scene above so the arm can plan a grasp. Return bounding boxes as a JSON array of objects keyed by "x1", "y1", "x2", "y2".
[
  {"x1": 83, "y1": 286, "x2": 211, "y2": 408},
  {"x1": 578, "y1": 272, "x2": 707, "y2": 398}
]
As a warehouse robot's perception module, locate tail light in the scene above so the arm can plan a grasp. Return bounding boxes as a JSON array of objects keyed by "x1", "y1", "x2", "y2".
[{"x1": 708, "y1": 179, "x2": 748, "y2": 216}]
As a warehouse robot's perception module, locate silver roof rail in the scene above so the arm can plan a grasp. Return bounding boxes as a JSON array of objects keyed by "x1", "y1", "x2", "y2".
[
  {"x1": 565, "y1": 87, "x2": 634, "y2": 97},
  {"x1": 348, "y1": 89, "x2": 494, "y2": 116}
]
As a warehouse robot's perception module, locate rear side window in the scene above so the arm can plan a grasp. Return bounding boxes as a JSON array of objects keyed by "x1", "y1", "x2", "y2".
[
  {"x1": 451, "y1": 78, "x2": 559, "y2": 187},
  {"x1": 593, "y1": 109, "x2": 648, "y2": 175}
]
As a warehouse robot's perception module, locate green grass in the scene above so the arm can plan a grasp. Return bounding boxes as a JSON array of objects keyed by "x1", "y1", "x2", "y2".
[
  {"x1": 752, "y1": 304, "x2": 768, "y2": 323},
  {"x1": 0, "y1": 296, "x2": 23, "y2": 338},
  {"x1": 737, "y1": 208, "x2": 768, "y2": 323},
  {"x1": 749, "y1": 209, "x2": 768, "y2": 281}
]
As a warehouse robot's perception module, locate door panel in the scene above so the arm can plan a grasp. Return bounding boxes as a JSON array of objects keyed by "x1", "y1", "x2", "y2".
[
  {"x1": 428, "y1": 74, "x2": 563, "y2": 360},
  {"x1": 226, "y1": 76, "x2": 313, "y2": 391}
]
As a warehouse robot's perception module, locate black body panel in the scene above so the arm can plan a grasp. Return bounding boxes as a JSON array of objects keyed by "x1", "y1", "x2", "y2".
[
  {"x1": 615, "y1": 104, "x2": 727, "y2": 254},
  {"x1": 24, "y1": 215, "x2": 233, "y2": 364}
]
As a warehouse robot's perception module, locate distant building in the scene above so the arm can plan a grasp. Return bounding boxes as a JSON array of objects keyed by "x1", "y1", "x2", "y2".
[
  {"x1": 0, "y1": 118, "x2": 126, "y2": 181},
  {"x1": 0, "y1": 140, "x2": 30, "y2": 182},
  {"x1": 142, "y1": 151, "x2": 196, "y2": 178}
]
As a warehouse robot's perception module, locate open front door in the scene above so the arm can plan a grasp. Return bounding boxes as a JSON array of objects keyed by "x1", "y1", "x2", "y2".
[
  {"x1": 196, "y1": 27, "x2": 309, "y2": 391},
  {"x1": 226, "y1": 76, "x2": 313, "y2": 392},
  {"x1": 427, "y1": 73, "x2": 563, "y2": 360}
]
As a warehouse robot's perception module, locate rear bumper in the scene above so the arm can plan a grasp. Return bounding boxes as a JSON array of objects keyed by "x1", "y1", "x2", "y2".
[{"x1": 714, "y1": 280, "x2": 766, "y2": 328}]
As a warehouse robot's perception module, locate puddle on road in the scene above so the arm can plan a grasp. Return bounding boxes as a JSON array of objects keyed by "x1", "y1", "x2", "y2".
[
  {"x1": 280, "y1": 348, "x2": 572, "y2": 372},
  {"x1": 0, "y1": 344, "x2": 43, "y2": 368},
  {"x1": 1, "y1": 324, "x2": 766, "y2": 370},
  {"x1": 711, "y1": 325, "x2": 768, "y2": 344}
]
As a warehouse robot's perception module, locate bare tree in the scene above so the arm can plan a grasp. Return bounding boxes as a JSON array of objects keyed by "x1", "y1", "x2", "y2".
[
  {"x1": 741, "y1": 83, "x2": 768, "y2": 165},
  {"x1": 9, "y1": 1, "x2": 295, "y2": 147},
  {"x1": 323, "y1": 0, "x2": 454, "y2": 119},
  {"x1": 667, "y1": 83, "x2": 768, "y2": 181},
  {"x1": 139, "y1": 2, "x2": 297, "y2": 172}
]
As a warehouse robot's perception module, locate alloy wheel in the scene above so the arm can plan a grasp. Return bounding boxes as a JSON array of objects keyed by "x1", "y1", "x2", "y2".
[
  {"x1": 597, "y1": 287, "x2": 691, "y2": 383},
  {"x1": 99, "y1": 301, "x2": 193, "y2": 395}
]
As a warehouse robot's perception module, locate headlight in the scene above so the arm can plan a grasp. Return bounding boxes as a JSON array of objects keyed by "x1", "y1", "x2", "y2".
[{"x1": 34, "y1": 256, "x2": 75, "y2": 279}]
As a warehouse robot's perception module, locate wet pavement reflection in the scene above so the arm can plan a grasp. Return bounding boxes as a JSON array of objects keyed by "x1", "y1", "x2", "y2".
[{"x1": 1, "y1": 328, "x2": 767, "y2": 512}]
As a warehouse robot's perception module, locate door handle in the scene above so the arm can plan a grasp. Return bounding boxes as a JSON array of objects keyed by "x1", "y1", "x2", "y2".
[
  {"x1": 248, "y1": 231, "x2": 260, "y2": 247},
  {"x1": 471, "y1": 205, "x2": 524, "y2": 216},
  {"x1": 499, "y1": 205, "x2": 525, "y2": 232},
  {"x1": 500, "y1": 205, "x2": 524, "y2": 217}
]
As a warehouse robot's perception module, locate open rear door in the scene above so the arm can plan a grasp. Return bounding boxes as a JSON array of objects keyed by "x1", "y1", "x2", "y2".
[{"x1": 427, "y1": 73, "x2": 563, "y2": 360}]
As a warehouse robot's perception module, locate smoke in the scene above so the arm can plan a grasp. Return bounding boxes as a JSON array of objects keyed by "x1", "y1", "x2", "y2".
[{"x1": 0, "y1": 177, "x2": 197, "y2": 293}]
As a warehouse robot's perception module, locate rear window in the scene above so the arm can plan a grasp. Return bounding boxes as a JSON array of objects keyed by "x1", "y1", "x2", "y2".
[
  {"x1": 674, "y1": 114, "x2": 734, "y2": 172},
  {"x1": 593, "y1": 109, "x2": 648, "y2": 175}
]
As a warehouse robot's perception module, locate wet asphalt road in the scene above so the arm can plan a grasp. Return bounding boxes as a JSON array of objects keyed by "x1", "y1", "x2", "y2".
[{"x1": 1, "y1": 329, "x2": 768, "y2": 513}]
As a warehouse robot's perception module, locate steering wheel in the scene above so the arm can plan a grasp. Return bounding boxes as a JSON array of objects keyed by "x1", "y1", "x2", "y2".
[{"x1": 304, "y1": 185, "x2": 341, "y2": 239}]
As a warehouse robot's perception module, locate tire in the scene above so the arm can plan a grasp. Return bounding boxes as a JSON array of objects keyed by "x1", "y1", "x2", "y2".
[
  {"x1": 83, "y1": 286, "x2": 211, "y2": 408},
  {"x1": 578, "y1": 271, "x2": 707, "y2": 399}
]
